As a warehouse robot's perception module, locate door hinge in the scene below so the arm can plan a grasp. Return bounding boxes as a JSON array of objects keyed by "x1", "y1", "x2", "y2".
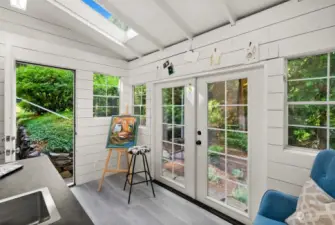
[{"x1": 1, "y1": 136, "x2": 15, "y2": 142}]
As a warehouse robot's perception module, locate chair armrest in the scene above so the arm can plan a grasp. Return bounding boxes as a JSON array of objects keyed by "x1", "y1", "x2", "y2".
[{"x1": 258, "y1": 190, "x2": 298, "y2": 222}]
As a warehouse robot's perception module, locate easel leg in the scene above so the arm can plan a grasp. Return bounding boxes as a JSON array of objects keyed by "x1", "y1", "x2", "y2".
[
  {"x1": 117, "y1": 150, "x2": 122, "y2": 170},
  {"x1": 97, "y1": 149, "x2": 113, "y2": 192}
]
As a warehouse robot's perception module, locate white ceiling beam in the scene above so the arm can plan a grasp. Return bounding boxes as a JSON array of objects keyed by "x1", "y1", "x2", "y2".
[
  {"x1": 125, "y1": 44, "x2": 142, "y2": 59},
  {"x1": 98, "y1": 0, "x2": 164, "y2": 50},
  {"x1": 222, "y1": 0, "x2": 236, "y2": 25},
  {"x1": 152, "y1": 0, "x2": 193, "y2": 40},
  {"x1": 46, "y1": 0, "x2": 141, "y2": 59}
]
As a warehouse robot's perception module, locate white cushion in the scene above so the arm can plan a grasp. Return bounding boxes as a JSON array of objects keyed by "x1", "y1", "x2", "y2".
[
  {"x1": 128, "y1": 145, "x2": 150, "y2": 154},
  {"x1": 286, "y1": 179, "x2": 335, "y2": 225}
]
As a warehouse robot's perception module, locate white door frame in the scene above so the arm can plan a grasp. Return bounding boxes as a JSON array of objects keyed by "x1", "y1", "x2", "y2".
[
  {"x1": 4, "y1": 44, "x2": 16, "y2": 163},
  {"x1": 151, "y1": 65, "x2": 266, "y2": 224},
  {"x1": 154, "y1": 78, "x2": 196, "y2": 198}
]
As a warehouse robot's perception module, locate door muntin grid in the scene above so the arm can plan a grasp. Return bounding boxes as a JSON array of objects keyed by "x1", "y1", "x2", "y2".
[
  {"x1": 206, "y1": 78, "x2": 249, "y2": 214},
  {"x1": 161, "y1": 86, "x2": 186, "y2": 186}
]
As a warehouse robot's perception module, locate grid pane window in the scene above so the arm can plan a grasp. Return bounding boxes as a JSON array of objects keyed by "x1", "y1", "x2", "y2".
[
  {"x1": 161, "y1": 86, "x2": 185, "y2": 186},
  {"x1": 207, "y1": 78, "x2": 249, "y2": 214},
  {"x1": 133, "y1": 85, "x2": 146, "y2": 126},
  {"x1": 93, "y1": 74, "x2": 120, "y2": 117},
  {"x1": 287, "y1": 52, "x2": 335, "y2": 150}
]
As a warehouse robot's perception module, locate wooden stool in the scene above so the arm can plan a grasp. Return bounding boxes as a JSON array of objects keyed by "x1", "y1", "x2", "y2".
[
  {"x1": 123, "y1": 145, "x2": 155, "y2": 204},
  {"x1": 97, "y1": 148, "x2": 131, "y2": 192}
]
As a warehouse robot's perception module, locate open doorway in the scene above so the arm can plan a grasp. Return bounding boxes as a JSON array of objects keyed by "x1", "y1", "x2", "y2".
[{"x1": 15, "y1": 62, "x2": 75, "y2": 185}]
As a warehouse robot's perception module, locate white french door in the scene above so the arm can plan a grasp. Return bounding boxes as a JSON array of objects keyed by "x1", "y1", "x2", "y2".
[
  {"x1": 196, "y1": 68, "x2": 266, "y2": 223},
  {"x1": 155, "y1": 79, "x2": 196, "y2": 197},
  {"x1": 154, "y1": 68, "x2": 266, "y2": 224}
]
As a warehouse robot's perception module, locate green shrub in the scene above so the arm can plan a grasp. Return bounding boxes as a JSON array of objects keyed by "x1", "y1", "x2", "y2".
[
  {"x1": 232, "y1": 186, "x2": 248, "y2": 204},
  {"x1": 208, "y1": 145, "x2": 225, "y2": 154},
  {"x1": 208, "y1": 99, "x2": 225, "y2": 128},
  {"x1": 227, "y1": 132, "x2": 248, "y2": 152},
  {"x1": 232, "y1": 169, "x2": 244, "y2": 180},
  {"x1": 208, "y1": 167, "x2": 220, "y2": 183},
  {"x1": 16, "y1": 64, "x2": 74, "y2": 114},
  {"x1": 19, "y1": 111, "x2": 73, "y2": 153}
]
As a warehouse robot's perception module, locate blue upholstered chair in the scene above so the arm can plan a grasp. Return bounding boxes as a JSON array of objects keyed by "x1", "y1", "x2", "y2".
[{"x1": 253, "y1": 150, "x2": 335, "y2": 225}]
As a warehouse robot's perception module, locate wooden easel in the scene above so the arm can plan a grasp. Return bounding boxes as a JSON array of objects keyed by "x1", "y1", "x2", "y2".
[{"x1": 97, "y1": 105, "x2": 132, "y2": 192}]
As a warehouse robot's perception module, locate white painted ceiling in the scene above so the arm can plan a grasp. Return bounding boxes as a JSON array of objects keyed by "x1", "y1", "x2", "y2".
[{"x1": 0, "y1": 0, "x2": 288, "y2": 61}]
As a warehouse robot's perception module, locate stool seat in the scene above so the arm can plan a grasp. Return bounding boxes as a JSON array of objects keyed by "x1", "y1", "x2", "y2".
[{"x1": 128, "y1": 145, "x2": 151, "y2": 155}]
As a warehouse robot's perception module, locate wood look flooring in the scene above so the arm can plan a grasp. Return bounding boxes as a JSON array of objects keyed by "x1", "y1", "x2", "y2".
[{"x1": 71, "y1": 173, "x2": 231, "y2": 225}]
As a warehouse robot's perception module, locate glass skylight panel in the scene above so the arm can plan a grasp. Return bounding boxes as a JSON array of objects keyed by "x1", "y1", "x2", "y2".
[
  {"x1": 82, "y1": 0, "x2": 129, "y2": 32},
  {"x1": 10, "y1": 0, "x2": 27, "y2": 10}
]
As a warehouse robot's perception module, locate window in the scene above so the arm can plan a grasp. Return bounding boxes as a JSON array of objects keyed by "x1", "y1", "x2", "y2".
[
  {"x1": 133, "y1": 84, "x2": 146, "y2": 126},
  {"x1": 93, "y1": 73, "x2": 120, "y2": 117},
  {"x1": 287, "y1": 52, "x2": 335, "y2": 150},
  {"x1": 82, "y1": 0, "x2": 137, "y2": 41}
]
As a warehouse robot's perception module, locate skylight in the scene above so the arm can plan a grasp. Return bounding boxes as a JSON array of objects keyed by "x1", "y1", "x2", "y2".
[
  {"x1": 82, "y1": 0, "x2": 129, "y2": 32},
  {"x1": 10, "y1": 0, "x2": 27, "y2": 10}
]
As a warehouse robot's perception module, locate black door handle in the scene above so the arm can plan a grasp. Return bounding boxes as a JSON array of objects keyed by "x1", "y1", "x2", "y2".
[{"x1": 196, "y1": 140, "x2": 201, "y2": 145}]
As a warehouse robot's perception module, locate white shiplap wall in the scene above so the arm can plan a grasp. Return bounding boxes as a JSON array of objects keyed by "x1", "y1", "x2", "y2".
[
  {"x1": 265, "y1": 58, "x2": 315, "y2": 196},
  {"x1": 0, "y1": 11, "x2": 129, "y2": 184},
  {"x1": 127, "y1": 0, "x2": 335, "y2": 197}
]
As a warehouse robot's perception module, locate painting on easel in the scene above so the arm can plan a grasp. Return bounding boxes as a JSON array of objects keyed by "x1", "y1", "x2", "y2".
[{"x1": 106, "y1": 115, "x2": 140, "y2": 149}]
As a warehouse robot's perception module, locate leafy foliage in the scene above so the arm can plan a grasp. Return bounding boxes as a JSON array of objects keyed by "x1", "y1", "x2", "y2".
[
  {"x1": 133, "y1": 84, "x2": 147, "y2": 126},
  {"x1": 208, "y1": 100, "x2": 225, "y2": 128},
  {"x1": 227, "y1": 132, "x2": 248, "y2": 152},
  {"x1": 93, "y1": 73, "x2": 120, "y2": 117},
  {"x1": 208, "y1": 167, "x2": 220, "y2": 183},
  {"x1": 288, "y1": 53, "x2": 335, "y2": 150},
  {"x1": 232, "y1": 169, "x2": 244, "y2": 180},
  {"x1": 208, "y1": 145, "x2": 225, "y2": 154},
  {"x1": 232, "y1": 186, "x2": 248, "y2": 204},
  {"x1": 17, "y1": 111, "x2": 73, "y2": 153},
  {"x1": 16, "y1": 64, "x2": 74, "y2": 114},
  {"x1": 162, "y1": 87, "x2": 184, "y2": 124}
]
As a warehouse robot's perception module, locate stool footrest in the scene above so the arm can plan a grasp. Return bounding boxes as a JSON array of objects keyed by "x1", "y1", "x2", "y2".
[
  {"x1": 127, "y1": 170, "x2": 147, "y2": 175},
  {"x1": 129, "y1": 180, "x2": 150, "y2": 185}
]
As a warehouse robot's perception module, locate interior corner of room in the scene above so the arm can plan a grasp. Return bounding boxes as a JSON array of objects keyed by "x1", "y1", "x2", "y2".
[{"x1": 1, "y1": 0, "x2": 335, "y2": 225}]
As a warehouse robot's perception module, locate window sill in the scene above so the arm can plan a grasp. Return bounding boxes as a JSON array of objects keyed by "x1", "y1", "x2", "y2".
[
  {"x1": 283, "y1": 146, "x2": 319, "y2": 157},
  {"x1": 93, "y1": 117, "x2": 111, "y2": 120}
]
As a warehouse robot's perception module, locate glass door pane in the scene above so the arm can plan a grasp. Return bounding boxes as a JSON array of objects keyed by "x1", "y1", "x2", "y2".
[
  {"x1": 161, "y1": 86, "x2": 185, "y2": 186},
  {"x1": 206, "y1": 78, "x2": 249, "y2": 214},
  {"x1": 155, "y1": 79, "x2": 196, "y2": 198}
]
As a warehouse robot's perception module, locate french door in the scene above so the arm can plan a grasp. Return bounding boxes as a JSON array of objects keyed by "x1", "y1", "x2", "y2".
[
  {"x1": 155, "y1": 79, "x2": 196, "y2": 197},
  {"x1": 154, "y1": 68, "x2": 266, "y2": 223}
]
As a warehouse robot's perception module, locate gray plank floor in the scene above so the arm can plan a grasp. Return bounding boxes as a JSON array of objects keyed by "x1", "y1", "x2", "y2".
[{"x1": 71, "y1": 173, "x2": 231, "y2": 225}]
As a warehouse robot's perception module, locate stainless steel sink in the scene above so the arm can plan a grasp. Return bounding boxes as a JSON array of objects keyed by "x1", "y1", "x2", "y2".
[{"x1": 0, "y1": 187, "x2": 61, "y2": 225}]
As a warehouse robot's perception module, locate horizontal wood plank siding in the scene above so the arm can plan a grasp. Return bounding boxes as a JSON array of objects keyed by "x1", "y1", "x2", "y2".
[
  {"x1": 127, "y1": 2, "x2": 335, "y2": 196},
  {"x1": 0, "y1": 16, "x2": 128, "y2": 183}
]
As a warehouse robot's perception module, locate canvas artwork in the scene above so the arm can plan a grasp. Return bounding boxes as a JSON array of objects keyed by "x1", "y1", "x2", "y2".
[{"x1": 106, "y1": 115, "x2": 139, "y2": 149}]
